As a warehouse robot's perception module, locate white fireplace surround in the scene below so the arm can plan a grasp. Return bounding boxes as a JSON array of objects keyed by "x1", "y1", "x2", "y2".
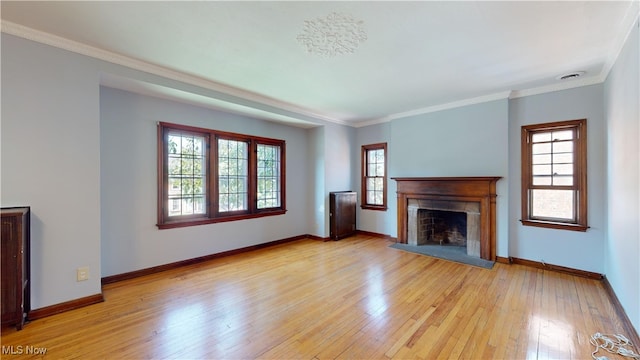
[{"x1": 407, "y1": 199, "x2": 481, "y2": 257}]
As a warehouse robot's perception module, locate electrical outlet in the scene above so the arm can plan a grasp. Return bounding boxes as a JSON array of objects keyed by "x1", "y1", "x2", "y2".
[{"x1": 77, "y1": 267, "x2": 89, "y2": 281}]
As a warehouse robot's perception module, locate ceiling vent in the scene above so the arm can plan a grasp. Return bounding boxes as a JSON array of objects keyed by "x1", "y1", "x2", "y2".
[{"x1": 556, "y1": 71, "x2": 586, "y2": 80}]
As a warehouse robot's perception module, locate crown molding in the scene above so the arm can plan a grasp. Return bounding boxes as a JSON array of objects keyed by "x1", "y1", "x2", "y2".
[
  {"x1": 0, "y1": 20, "x2": 343, "y2": 126},
  {"x1": 355, "y1": 91, "x2": 512, "y2": 127},
  {"x1": 508, "y1": 75, "x2": 605, "y2": 99}
]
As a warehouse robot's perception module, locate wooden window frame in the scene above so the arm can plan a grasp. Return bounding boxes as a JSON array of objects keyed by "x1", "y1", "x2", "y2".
[
  {"x1": 361, "y1": 143, "x2": 388, "y2": 211},
  {"x1": 157, "y1": 122, "x2": 286, "y2": 229},
  {"x1": 521, "y1": 119, "x2": 587, "y2": 231}
]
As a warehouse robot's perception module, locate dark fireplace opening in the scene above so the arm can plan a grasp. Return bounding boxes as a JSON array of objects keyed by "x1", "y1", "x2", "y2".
[{"x1": 418, "y1": 209, "x2": 467, "y2": 246}]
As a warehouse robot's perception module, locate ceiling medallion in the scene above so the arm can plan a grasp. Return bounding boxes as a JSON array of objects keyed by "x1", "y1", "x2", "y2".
[{"x1": 296, "y1": 12, "x2": 367, "y2": 57}]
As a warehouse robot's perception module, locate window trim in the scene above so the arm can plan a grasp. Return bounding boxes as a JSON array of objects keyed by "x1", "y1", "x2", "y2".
[
  {"x1": 157, "y1": 122, "x2": 286, "y2": 229},
  {"x1": 361, "y1": 142, "x2": 388, "y2": 211},
  {"x1": 521, "y1": 119, "x2": 587, "y2": 231}
]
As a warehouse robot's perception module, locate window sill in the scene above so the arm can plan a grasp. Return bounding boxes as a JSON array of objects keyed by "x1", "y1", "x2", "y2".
[
  {"x1": 361, "y1": 205, "x2": 387, "y2": 211},
  {"x1": 520, "y1": 219, "x2": 588, "y2": 232},
  {"x1": 157, "y1": 209, "x2": 287, "y2": 230}
]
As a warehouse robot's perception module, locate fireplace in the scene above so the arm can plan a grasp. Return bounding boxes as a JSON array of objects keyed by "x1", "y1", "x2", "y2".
[{"x1": 393, "y1": 177, "x2": 501, "y2": 261}]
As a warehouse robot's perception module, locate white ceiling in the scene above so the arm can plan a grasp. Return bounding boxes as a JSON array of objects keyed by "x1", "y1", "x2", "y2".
[{"x1": 2, "y1": 1, "x2": 638, "y2": 128}]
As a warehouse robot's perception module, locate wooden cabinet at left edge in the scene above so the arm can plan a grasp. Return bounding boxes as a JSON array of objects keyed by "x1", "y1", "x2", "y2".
[{"x1": 1, "y1": 207, "x2": 31, "y2": 330}]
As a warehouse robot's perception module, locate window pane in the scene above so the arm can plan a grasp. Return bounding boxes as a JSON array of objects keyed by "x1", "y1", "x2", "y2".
[
  {"x1": 368, "y1": 164, "x2": 377, "y2": 176},
  {"x1": 552, "y1": 140, "x2": 573, "y2": 153},
  {"x1": 367, "y1": 149, "x2": 385, "y2": 177},
  {"x1": 367, "y1": 190, "x2": 383, "y2": 205},
  {"x1": 368, "y1": 150, "x2": 378, "y2": 163},
  {"x1": 365, "y1": 177, "x2": 383, "y2": 205},
  {"x1": 166, "y1": 131, "x2": 207, "y2": 217},
  {"x1": 552, "y1": 130, "x2": 573, "y2": 141},
  {"x1": 553, "y1": 153, "x2": 573, "y2": 164},
  {"x1": 168, "y1": 157, "x2": 182, "y2": 175},
  {"x1": 552, "y1": 175, "x2": 573, "y2": 186},
  {"x1": 182, "y1": 178, "x2": 194, "y2": 195},
  {"x1": 532, "y1": 154, "x2": 551, "y2": 165},
  {"x1": 168, "y1": 177, "x2": 181, "y2": 195},
  {"x1": 219, "y1": 194, "x2": 229, "y2": 212},
  {"x1": 552, "y1": 163, "x2": 573, "y2": 176},
  {"x1": 531, "y1": 133, "x2": 575, "y2": 187},
  {"x1": 532, "y1": 132, "x2": 551, "y2": 143},
  {"x1": 168, "y1": 135, "x2": 181, "y2": 154},
  {"x1": 532, "y1": 164, "x2": 551, "y2": 175},
  {"x1": 169, "y1": 199, "x2": 181, "y2": 216},
  {"x1": 532, "y1": 143, "x2": 551, "y2": 154},
  {"x1": 218, "y1": 139, "x2": 248, "y2": 212},
  {"x1": 257, "y1": 144, "x2": 281, "y2": 209},
  {"x1": 194, "y1": 197, "x2": 205, "y2": 213},
  {"x1": 367, "y1": 178, "x2": 376, "y2": 191},
  {"x1": 373, "y1": 177, "x2": 383, "y2": 191},
  {"x1": 533, "y1": 176, "x2": 551, "y2": 185},
  {"x1": 531, "y1": 189, "x2": 575, "y2": 220}
]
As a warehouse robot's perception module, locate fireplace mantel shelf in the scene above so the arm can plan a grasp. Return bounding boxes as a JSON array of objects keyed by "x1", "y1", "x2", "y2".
[
  {"x1": 393, "y1": 176, "x2": 501, "y2": 261},
  {"x1": 392, "y1": 177, "x2": 502, "y2": 181}
]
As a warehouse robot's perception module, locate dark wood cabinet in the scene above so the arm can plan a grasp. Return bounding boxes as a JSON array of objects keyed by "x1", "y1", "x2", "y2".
[
  {"x1": 1, "y1": 207, "x2": 30, "y2": 330},
  {"x1": 329, "y1": 191, "x2": 357, "y2": 240}
]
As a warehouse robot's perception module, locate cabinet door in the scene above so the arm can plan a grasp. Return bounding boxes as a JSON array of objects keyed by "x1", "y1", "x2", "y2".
[{"x1": 1, "y1": 214, "x2": 23, "y2": 325}]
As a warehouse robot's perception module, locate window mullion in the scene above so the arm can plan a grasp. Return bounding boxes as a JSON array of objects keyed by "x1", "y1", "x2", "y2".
[
  {"x1": 208, "y1": 133, "x2": 216, "y2": 218},
  {"x1": 249, "y1": 140, "x2": 257, "y2": 213}
]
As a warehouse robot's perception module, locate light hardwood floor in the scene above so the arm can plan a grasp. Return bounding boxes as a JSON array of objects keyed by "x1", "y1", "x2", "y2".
[{"x1": 0, "y1": 235, "x2": 629, "y2": 359}]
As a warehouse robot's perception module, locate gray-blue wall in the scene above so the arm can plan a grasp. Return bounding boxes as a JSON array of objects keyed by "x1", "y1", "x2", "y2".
[
  {"x1": 604, "y1": 16, "x2": 640, "y2": 334},
  {"x1": 100, "y1": 87, "x2": 311, "y2": 277},
  {"x1": 509, "y1": 84, "x2": 606, "y2": 273}
]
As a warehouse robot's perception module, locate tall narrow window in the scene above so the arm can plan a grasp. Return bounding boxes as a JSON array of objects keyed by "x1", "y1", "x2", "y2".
[
  {"x1": 217, "y1": 138, "x2": 249, "y2": 213},
  {"x1": 166, "y1": 130, "x2": 208, "y2": 218},
  {"x1": 361, "y1": 143, "x2": 387, "y2": 210},
  {"x1": 257, "y1": 143, "x2": 282, "y2": 209},
  {"x1": 521, "y1": 119, "x2": 587, "y2": 231},
  {"x1": 157, "y1": 122, "x2": 286, "y2": 229}
]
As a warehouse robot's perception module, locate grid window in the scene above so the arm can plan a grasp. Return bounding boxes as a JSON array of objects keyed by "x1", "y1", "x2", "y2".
[
  {"x1": 521, "y1": 119, "x2": 587, "y2": 231},
  {"x1": 361, "y1": 143, "x2": 387, "y2": 210},
  {"x1": 257, "y1": 144, "x2": 281, "y2": 209},
  {"x1": 157, "y1": 122, "x2": 285, "y2": 229},
  {"x1": 218, "y1": 138, "x2": 248, "y2": 212},
  {"x1": 166, "y1": 131, "x2": 207, "y2": 217}
]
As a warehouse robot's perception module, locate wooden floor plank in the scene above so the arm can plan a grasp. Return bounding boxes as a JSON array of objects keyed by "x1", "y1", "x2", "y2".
[{"x1": 0, "y1": 236, "x2": 630, "y2": 359}]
